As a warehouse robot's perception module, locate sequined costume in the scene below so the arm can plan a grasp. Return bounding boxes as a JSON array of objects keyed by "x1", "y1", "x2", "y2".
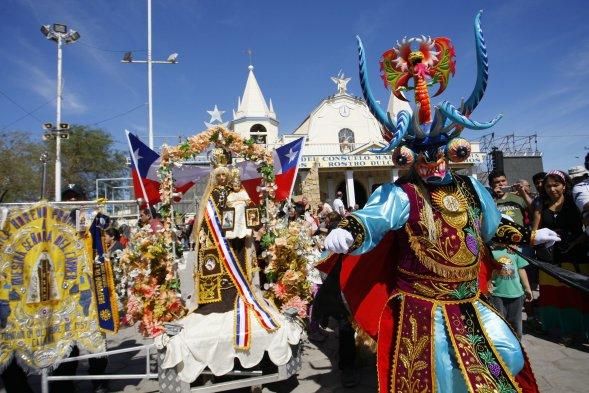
[
  {"x1": 322, "y1": 11, "x2": 540, "y2": 392},
  {"x1": 333, "y1": 174, "x2": 538, "y2": 392}
]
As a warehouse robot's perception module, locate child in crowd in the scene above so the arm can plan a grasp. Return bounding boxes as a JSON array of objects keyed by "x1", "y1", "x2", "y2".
[{"x1": 488, "y1": 244, "x2": 533, "y2": 338}]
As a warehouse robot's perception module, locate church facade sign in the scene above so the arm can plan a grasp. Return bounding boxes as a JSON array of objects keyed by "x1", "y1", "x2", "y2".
[{"x1": 299, "y1": 152, "x2": 485, "y2": 169}]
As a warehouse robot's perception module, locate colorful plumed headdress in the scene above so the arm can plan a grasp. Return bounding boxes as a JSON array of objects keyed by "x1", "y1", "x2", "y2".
[{"x1": 358, "y1": 11, "x2": 501, "y2": 168}]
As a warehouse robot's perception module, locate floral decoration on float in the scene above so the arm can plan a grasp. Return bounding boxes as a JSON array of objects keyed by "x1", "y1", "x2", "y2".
[
  {"x1": 118, "y1": 225, "x2": 185, "y2": 337},
  {"x1": 260, "y1": 209, "x2": 315, "y2": 319},
  {"x1": 120, "y1": 127, "x2": 277, "y2": 337}
]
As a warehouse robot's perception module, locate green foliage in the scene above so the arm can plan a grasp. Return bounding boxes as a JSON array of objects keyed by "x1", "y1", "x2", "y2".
[
  {"x1": 49, "y1": 125, "x2": 128, "y2": 199},
  {"x1": 0, "y1": 125, "x2": 127, "y2": 202},
  {"x1": 260, "y1": 163, "x2": 275, "y2": 181},
  {"x1": 179, "y1": 141, "x2": 190, "y2": 154},
  {"x1": 0, "y1": 131, "x2": 46, "y2": 202},
  {"x1": 260, "y1": 232, "x2": 275, "y2": 249}
]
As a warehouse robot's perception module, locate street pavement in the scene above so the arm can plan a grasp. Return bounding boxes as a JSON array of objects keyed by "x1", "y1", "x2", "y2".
[{"x1": 5, "y1": 319, "x2": 589, "y2": 393}]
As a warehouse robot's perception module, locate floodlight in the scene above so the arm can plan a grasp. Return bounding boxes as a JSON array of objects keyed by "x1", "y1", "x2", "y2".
[
  {"x1": 52, "y1": 24, "x2": 67, "y2": 34},
  {"x1": 68, "y1": 31, "x2": 80, "y2": 43},
  {"x1": 40, "y1": 25, "x2": 51, "y2": 37},
  {"x1": 43, "y1": 123, "x2": 53, "y2": 130},
  {"x1": 59, "y1": 123, "x2": 70, "y2": 130},
  {"x1": 167, "y1": 53, "x2": 178, "y2": 63},
  {"x1": 123, "y1": 52, "x2": 133, "y2": 62}
]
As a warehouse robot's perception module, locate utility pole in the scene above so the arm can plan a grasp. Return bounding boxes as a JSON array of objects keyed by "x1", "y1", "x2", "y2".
[{"x1": 122, "y1": 0, "x2": 178, "y2": 149}]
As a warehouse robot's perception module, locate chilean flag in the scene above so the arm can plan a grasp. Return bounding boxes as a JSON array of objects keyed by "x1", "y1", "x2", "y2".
[
  {"x1": 240, "y1": 137, "x2": 305, "y2": 204},
  {"x1": 126, "y1": 130, "x2": 210, "y2": 205}
]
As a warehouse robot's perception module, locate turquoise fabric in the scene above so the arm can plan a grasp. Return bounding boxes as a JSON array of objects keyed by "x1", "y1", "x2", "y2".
[
  {"x1": 433, "y1": 302, "x2": 524, "y2": 391},
  {"x1": 350, "y1": 182, "x2": 410, "y2": 255},
  {"x1": 469, "y1": 176, "x2": 501, "y2": 242},
  {"x1": 434, "y1": 307, "x2": 469, "y2": 393},
  {"x1": 475, "y1": 301, "x2": 524, "y2": 373}
]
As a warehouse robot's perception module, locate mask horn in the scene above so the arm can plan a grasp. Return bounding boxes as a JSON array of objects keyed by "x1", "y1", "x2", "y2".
[{"x1": 358, "y1": 36, "x2": 396, "y2": 136}]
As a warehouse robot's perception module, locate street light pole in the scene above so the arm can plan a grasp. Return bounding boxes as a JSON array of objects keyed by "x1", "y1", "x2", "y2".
[
  {"x1": 147, "y1": 0, "x2": 154, "y2": 149},
  {"x1": 122, "y1": 0, "x2": 178, "y2": 150},
  {"x1": 41, "y1": 23, "x2": 80, "y2": 201},
  {"x1": 40, "y1": 152, "x2": 49, "y2": 200},
  {"x1": 55, "y1": 35, "x2": 63, "y2": 201}
]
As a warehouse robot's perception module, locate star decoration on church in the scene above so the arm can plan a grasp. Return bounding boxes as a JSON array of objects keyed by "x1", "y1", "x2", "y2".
[{"x1": 205, "y1": 105, "x2": 229, "y2": 128}]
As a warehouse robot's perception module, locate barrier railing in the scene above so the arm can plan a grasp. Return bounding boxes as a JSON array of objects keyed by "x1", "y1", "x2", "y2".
[{"x1": 40, "y1": 344, "x2": 156, "y2": 393}]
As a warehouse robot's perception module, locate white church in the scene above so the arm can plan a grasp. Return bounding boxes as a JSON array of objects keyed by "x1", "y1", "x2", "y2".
[{"x1": 214, "y1": 64, "x2": 484, "y2": 208}]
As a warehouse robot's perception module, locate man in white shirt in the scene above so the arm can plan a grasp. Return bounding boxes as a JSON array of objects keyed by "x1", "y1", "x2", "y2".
[
  {"x1": 569, "y1": 164, "x2": 589, "y2": 228},
  {"x1": 332, "y1": 191, "x2": 345, "y2": 216}
]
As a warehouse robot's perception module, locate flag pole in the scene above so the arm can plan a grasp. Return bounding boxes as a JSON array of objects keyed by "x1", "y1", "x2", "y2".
[
  {"x1": 125, "y1": 130, "x2": 153, "y2": 216},
  {"x1": 286, "y1": 137, "x2": 306, "y2": 204}
]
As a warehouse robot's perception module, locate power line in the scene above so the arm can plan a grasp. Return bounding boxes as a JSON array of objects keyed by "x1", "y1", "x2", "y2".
[
  {"x1": 91, "y1": 103, "x2": 147, "y2": 126},
  {"x1": 77, "y1": 41, "x2": 146, "y2": 53},
  {"x1": 0, "y1": 89, "x2": 44, "y2": 123},
  {"x1": 0, "y1": 98, "x2": 53, "y2": 131}
]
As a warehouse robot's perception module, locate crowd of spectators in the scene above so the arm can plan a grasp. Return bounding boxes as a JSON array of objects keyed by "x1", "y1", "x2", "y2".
[{"x1": 486, "y1": 153, "x2": 589, "y2": 345}]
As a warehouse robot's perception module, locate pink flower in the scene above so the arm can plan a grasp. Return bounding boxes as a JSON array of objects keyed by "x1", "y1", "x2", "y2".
[
  {"x1": 126, "y1": 294, "x2": 141, "y2": 317},
  {"x1": 140, "y1": 284, "x2": 155, "y2": 298},
  {"x1": 147, "y1": 324, "x2": 165, "y2": 337},
  {"x1": 281, "y1": 296, "x2": 308, "y2": 319},
  {"x1": 273, "y1": 282, "x2": 288, "y2": 300}
]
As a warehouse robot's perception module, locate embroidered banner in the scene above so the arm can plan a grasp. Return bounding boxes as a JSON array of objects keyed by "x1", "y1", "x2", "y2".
[
  {"x1": 0, "y1": 202, "x2": 105, "y2": 371},
  {"x1": 89, "y1": 214, "x2": 119, "y2": 332}
]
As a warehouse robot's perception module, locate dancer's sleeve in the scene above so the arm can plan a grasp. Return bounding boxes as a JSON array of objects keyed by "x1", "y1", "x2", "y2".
[
  {"x1": 339, "y1": 183, "x2": 410, "y2": 255},
  {"x1": 469, "y1": 176, "x2": 501, "y2": 242}
]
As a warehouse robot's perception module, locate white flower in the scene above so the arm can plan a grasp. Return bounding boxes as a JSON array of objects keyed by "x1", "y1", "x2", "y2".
[{"x1": 129, "y1": 269, "x2": 140, "y2": 278}]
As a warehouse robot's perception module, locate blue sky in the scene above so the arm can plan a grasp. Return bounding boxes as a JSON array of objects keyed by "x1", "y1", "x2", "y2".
[{"x1": 1, "y1": 0, "x2": 588, "y2": 173}]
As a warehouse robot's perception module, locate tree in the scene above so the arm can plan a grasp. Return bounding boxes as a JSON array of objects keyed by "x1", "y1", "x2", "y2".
[
  {"x1": 0, "y1": 131, "x2": 46, "y2": 202},
  {"x1": 0, "y1": 126, "x2": 128, "y2": 202},
  {"x1": 45, "y1": 125, "x2": 128, "y2": 199}
]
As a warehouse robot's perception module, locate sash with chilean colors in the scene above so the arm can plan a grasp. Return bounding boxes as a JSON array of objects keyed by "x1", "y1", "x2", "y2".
[{"x1": 205, "y1": 199, "x2": 279, "y2": 349}]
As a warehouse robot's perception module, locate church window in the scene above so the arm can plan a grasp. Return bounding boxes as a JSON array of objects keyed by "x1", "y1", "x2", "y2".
[
  {"x1": 250, "y1": 124, "x2": 267, "y2": 144},
  {"x1": 338, "y1": 128, "x2": 355, "y2": 153}
]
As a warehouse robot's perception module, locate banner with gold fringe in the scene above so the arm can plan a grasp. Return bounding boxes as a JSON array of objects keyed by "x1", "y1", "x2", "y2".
[
  {"x1": 89, "y1": 213, "x2": 119, "y2": 332},
  {"x1": 0, "y1": 202, "x2": 105, "y2": 371}
]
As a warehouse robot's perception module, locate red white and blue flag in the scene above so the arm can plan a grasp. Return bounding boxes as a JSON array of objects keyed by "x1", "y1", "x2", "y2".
[
  {"x1": 126, "y1": 130, "x2": 210, "y2": 205},
  {"x1": 239, "y1": 137, "x2": 305, "y2": 204}
]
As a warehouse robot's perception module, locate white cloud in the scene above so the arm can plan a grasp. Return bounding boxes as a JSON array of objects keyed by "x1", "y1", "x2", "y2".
[{"x1": 11, "y1": 57, "x2": 88, "y2": 114}]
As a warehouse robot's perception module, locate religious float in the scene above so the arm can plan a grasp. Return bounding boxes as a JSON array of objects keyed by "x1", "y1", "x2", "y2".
[
  {"x1": 119, "y1": 126, "x2": 305, "y2": 392},
  {"x1": 0, "y1": 127, "x2": 310, "y2": 393}
]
